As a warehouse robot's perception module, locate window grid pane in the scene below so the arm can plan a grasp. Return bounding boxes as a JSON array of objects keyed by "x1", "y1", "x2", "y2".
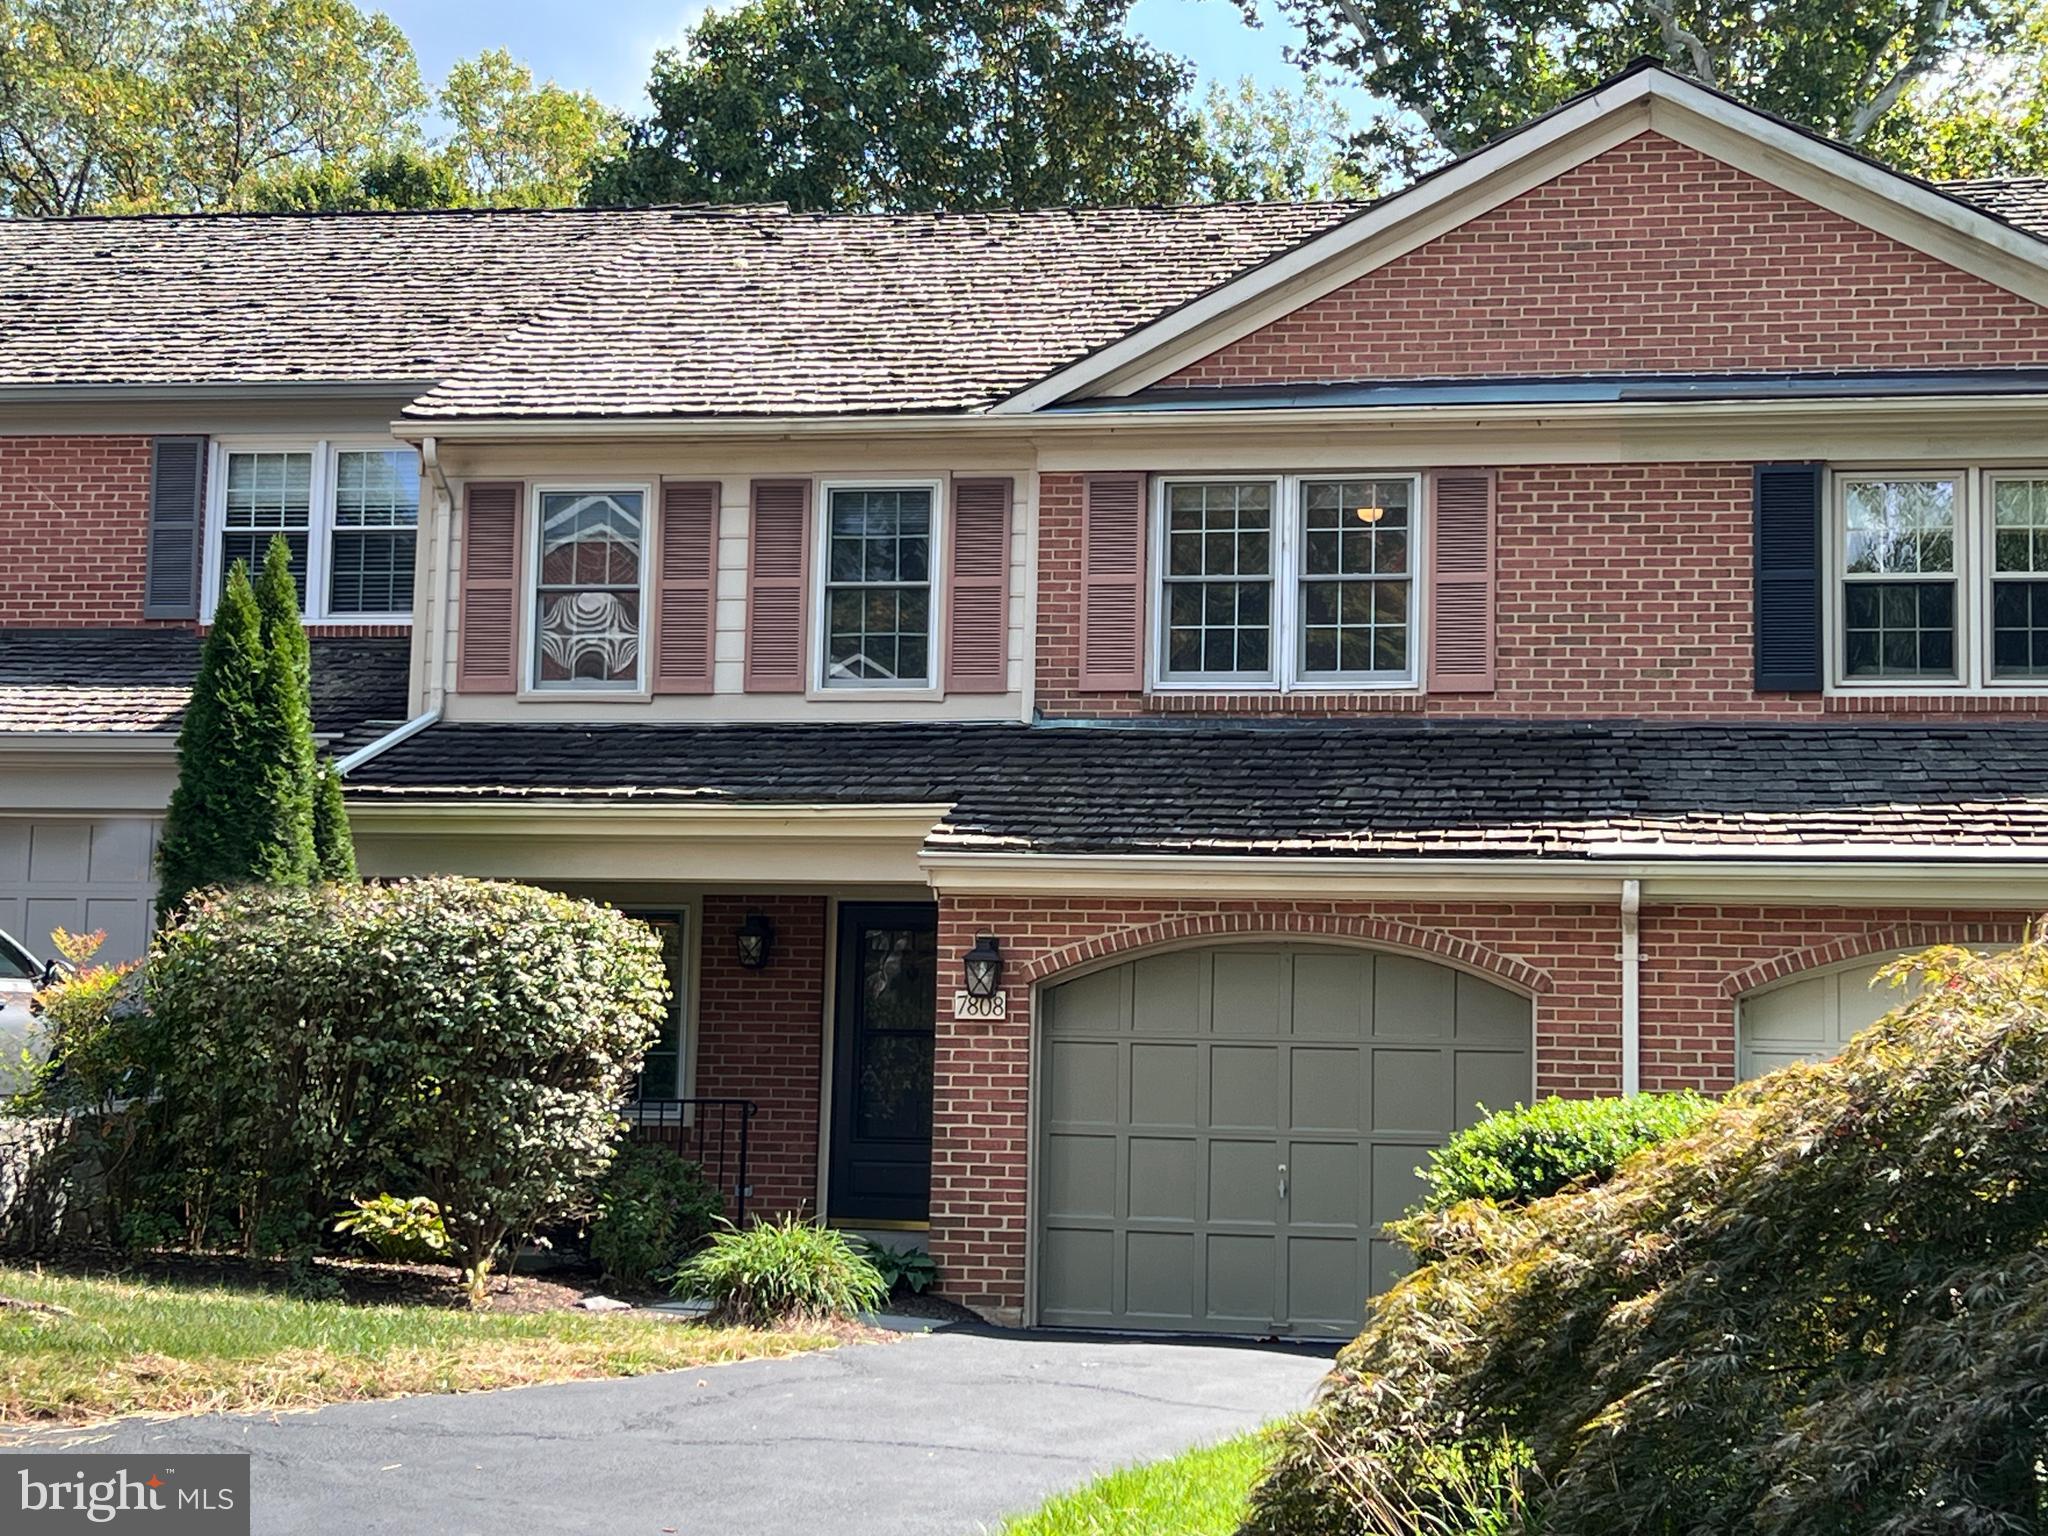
[
  {"x1": 1842, "y1": 579, "x2": 1955, "y2": 679},
  {"x1": 221, "y1": 451, "x2": 313, "y2": 605},
  {"x1": 534, "y1": 490, "x2": 644, "y2": 687},
  {"x1": 825, "y1": 487, "x2": 932, "y2": 685},
  {"x1": 328, "y1": 450, "x2": 419, "y2": 614},
  {"x1": 1162, "y1": 481, "x2": 1274, "y2": 678},
  {"x1": 1299, "y1": 478, "x2": 1412, "y2": 676},
  {"x1": 1843, "y1": 479, "x2": 1955, "y2": 575}
]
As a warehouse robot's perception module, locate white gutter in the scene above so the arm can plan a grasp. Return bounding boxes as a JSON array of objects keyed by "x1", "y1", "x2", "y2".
[
  {"x1": 1620, "y1": 878, "x2": 1642, "y2": 1097},
  {"x1": 335, "y1": 708, "x2": 439, "y2": 776}
]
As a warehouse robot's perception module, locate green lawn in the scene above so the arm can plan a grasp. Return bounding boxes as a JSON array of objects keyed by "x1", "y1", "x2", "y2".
[
  {"x1": 0, "y1": 1265, "x2": 847, "y2": 1427},
  {"x1": 998, "y1": 1429, "x2": 1276, "y2": 1536}
]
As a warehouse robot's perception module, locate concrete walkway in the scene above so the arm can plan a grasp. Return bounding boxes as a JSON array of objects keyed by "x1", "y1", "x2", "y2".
[{"x1": 19, "y1": 1327, "x2": 1334, "y2": 1535}]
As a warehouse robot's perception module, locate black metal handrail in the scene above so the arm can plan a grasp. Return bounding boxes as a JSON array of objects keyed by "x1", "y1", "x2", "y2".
[{"x1": 626, "y1": 1098, "x2": 758, "y2": 1223}]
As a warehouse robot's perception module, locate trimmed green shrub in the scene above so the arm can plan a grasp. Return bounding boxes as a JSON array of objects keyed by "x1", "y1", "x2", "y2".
[
  {"x1": 333, "y1": 1194, "x2": 450, "y2": 1264},
  {"x1": 311, "y1": 757, "x2": 357, "y2": 882},
  {"x1": 670, "y1": 1216, "x2": 888, "y2": 1326},
  {"x1": 1414, "y1": 1092, "x2": 1713, "y2": 1214},
  {"x1": 588, "y1": 1144, "x2": 723, "y2": 1289},
  {"x1": 1245, "y1": 940, "x2": 2048, "y2": 1536},
  {"x1": 859, "y1": 1239, "x2": 938, "y2": 1297},
  {"x1": 147, "y1": 877, "x2": 668, "y2": 1303}
]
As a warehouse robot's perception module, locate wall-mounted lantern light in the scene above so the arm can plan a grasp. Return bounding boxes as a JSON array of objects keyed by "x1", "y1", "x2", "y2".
[
  {"x1": 962, "y1": 934, "x2": 1004, "y2": 999},
  {"x1": 736, "y1": 912, "x2": 775, "y2": 970}
]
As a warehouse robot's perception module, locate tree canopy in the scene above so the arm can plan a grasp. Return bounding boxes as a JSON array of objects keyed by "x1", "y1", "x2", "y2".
[
  {"x1": 1243, "y1": 0, "x2": 2048, "y2": 182},
  {"x1": 584, "y1": 0, "x2": 1219, "y2": 211}
]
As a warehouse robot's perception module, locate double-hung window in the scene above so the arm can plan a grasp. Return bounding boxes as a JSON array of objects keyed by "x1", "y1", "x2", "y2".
[
  {"x1": 531, "y1": 487, "x2": 649, "y2": 691},
  {"x1": 208, "y1": 440, "x2": 419, "y2": 622},
  {"x1": 821, "y1": 483, "x2": 937, "y2": 688},
  {"x1": 1154, "y1": 474, "x2": 1421, "y2": 690},
  {"x1": 1831, "y1": 469, "x2": 2048, "y2": 691}
]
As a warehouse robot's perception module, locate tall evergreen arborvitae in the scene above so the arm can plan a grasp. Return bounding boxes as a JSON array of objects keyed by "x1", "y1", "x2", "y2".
[
  {"x1": 312, "y1": 758, "x2": 358, "y2": 882},
  {"x1": 156, "y1": 563, "x2": 267, "y2": 915},
  {"x1": 247, "y1": 538, "x2": 319, "y2": 886},
  {"x1": 155, "y1": 538, "x2": 323, "y2": 917}
]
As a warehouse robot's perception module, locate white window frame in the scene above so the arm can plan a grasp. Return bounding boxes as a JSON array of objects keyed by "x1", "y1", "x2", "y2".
[
  {"x1": 202, "y1": 437, "x2": 420, "y2": 624},
  {"x1": 523, "y1": 480, "x2": 656, "y2": 696},
  {"x1": 1824, "y1": 467, "x2": 2048, "y2": 695},
  {"x1": 811, "y1": 477, "x2": 947, "y2": 696},
  {"x1": 1149, "y1": 472, "x2": 1425, "y2": 693}
]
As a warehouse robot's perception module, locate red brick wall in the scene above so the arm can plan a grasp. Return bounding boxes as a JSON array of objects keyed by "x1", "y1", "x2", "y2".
[
  {"x1": 1034, "y1": 464, "x2": 2048, "y2": 721},
  {"x1": 1167, "y1": 133, "x2": 2048, "y2": 387},
  {"x1": 694, "y1": 894, "x2": 826, "y2": 1219},
  {"x1": 928, "y1": 893, "x2": 2036, "y2": 1316},
  {"x1": 0, "y1": 435, "x2": 162, "y2": 628}
]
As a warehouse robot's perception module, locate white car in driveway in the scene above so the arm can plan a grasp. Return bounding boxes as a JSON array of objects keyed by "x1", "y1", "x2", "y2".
[{"x1": 0, "y1": 929, "x2": 51, "y2": 1096}]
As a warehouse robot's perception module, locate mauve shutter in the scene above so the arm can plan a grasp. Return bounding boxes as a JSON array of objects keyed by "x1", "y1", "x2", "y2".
[
  {"x1": 653, "y1": 480, "x2": 719, "y2": 694},
  {"x1": 1426, "y1": 469, "x2": 1497, "y2": 693},
  {"x1": 745, "y1": 478, "x2": 811, "y2": 692},
  {"x1": 1078, "y1": 472, "x2": 1146, "y2": 691},
  {"x1": 144, "y1": 436, "x2": 206, "y2": 619},
  {"x1": 457, "y1": 481, "x2": 522, "y2": 694},
  {"x1": 1753, "y1": 463, "x2": 1824, "y2": 691},
  {"x1": 944, "y1": 477, "x2": 1013, "y2": 694}
]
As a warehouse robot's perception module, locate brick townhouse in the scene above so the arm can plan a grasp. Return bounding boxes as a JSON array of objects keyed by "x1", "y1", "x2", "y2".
[{"x1": 8, "y1": 60, "x2": 2048, "y2": 1333}]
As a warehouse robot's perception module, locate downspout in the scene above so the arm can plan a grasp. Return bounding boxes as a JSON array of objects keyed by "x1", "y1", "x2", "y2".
[
  {"x1": 338, "y1": 435, "x2": 451, "y2": 777},
  {"x1": 1620, "y1": 878, "x2": 1642, "y2": 1096}
]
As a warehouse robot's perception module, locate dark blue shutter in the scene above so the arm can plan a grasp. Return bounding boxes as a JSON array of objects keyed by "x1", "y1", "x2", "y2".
[
  {"x1": 144, "y1": 436, "x2": 206, "y2": 620},
  {"x1": 1754, "y1": 463, "x2": 1823, "y2": 691}
]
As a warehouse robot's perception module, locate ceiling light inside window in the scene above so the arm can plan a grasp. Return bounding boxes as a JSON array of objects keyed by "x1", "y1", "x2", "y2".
[{"x1": 1353, "y1": 505, "x2": 1385, "y2": 523}]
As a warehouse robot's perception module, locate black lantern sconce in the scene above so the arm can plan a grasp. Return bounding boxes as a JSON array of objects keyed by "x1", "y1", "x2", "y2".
[
  {"x1": 962, "y1": 934, "x2": 1004, "y2": 999},
  {"x1": 736, "y1": 912, "x2": 775, "y2": 970}
]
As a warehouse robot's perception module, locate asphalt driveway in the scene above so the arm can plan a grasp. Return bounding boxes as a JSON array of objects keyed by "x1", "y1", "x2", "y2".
[{"x1": 20, "y1": 1326, "x2": 1333, "y2": 1535}]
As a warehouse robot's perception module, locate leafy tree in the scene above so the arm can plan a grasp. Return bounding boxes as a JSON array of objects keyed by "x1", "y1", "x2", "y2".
[
  {"x1": 1199, "y1": 74, "x2": 1374, "y2": 200},
  {"x1": 1247, "y1": 936, "x2": 2048, "y2": 1536},
  {"x1": 584, "y1": 0, "x2": 1214, "y2": 211},
  {"x1": 1866, "y1": 8, "x2": 2048, "y2": 176},
  {"x1": 1246, "y1": 0, "x2": 2045, "y2": 183},
  {"x1": 311, "y1": 758, "x2": 356, "y2": 881},
  {"x1": 438, "y1": 48, "x2": 619, "y2": 208},
  {"x1": 241, "y1": 146, "x2": 462, "y2": 211}
]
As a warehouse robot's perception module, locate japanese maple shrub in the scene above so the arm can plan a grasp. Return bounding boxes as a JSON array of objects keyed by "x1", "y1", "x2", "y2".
[
  {"x1": 1246, "y1": 936, "x2": 2048, "y2": 1536},
  {"x1": 148, "y1": 877, "x2": 668, "y2": 1302}
]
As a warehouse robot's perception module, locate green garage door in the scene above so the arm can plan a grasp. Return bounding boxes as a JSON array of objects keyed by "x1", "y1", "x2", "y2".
[{"x1": 1036, "y1": 945, "x2": 1532, "y2": 1338}]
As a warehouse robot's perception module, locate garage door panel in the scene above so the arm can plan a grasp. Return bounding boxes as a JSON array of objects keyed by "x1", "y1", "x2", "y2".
[
  {"x1": 1046, "y1": 1040, "x2": 1118, "y2": 1123},
  {"x1": 1289, "y1": 1046, "x2": 1361, "y2": 1131},
  {"x1": 1292, "y1": 952, "x2": 1370, "y2": 1037},
  {"x1": 1373, "y1": 955, "x2": 1454, "y2": 1039},
  {"x1": 1129, "y1": 1043, "x2": 1198, "y2": 1125},
  {"x1": 1047, "y1": 967, "x2": 1125, "y2": 1035},
  {"x1": 1288, "y1": 1237, "x2": 1361, "y2": 1331},
  {"x1": 1205, "y1": 1234, "x2": 1275, "y2": 1324},
  {"x1": 1038, "y1": 945, "x2": 1530, "y2": 1337},
  {"x1": 27, "y1": 822, "x2": 91, "y2": 882},
  {"x1": 1043, "y1": 1133, "x2": 1117, "y2": 1219},
  {"x1": 1455, "y1": 1049, "x2": 1532, "y2": 1129},
  {"x1": 1040, "y1": 1228, "x2": 1115, "y2": 1320},
  {"x1": 1371, "y1": 1047, "x2": 1448, "y2": 1134},
  {"x1": 1212, "y1": 952, "x2": 1287, "y2": 1036},
  {"x1": 1125, "y1": 1231, "x2": 1197, "y2": 1320},
  {"x1": 1132, "y1": 953, "x2": 1201, "y2": 1034},
  {"x1": 86, "y1": 820, "x2": 155, "y2": 882},
  {"x1": 0, "y1": 818, "x2": 160, "y2": 964},
  {"x1": 1288, "y1": 1140, "x2": 1362, "y2": 1227},
  {"x1": 1128, "y1": 1136, "x2": 1197, "y2": 1221},
  {"x1": 1208, "y1": 1139, "x2": 1280, "y2": 1222},
  {"x1": 1208, "y1": 1045, "x2": 1277, "y2": 1129}
]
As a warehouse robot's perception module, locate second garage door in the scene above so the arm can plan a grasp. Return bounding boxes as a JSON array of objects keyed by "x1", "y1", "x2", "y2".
[{"x1": 1037, "y1": 944, "x2": 1532, "y2": 1337}]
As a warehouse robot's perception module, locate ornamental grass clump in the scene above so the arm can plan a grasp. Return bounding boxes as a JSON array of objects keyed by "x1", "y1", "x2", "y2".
[
  {"x1": 669, "y1": 1216, "x2": 888, "y2": 1326},
  {"x1": 1246, "y1": 936, "x2": 2048, "y2": 1536}
]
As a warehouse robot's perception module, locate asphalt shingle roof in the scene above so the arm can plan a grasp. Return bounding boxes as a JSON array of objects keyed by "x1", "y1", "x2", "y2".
[
  {"x1": 1944, "y1": 177, "x2": 2048, "y2": 231},
  {"x1": 0, "y1": 201, "x2": 1355, "y2": 416},
  {"x1": 0, "y1": 629, "x2": 411, "y2": 751},
  {"x1": 340, "y1": 719, "x2": 2048, "y2": 859}
]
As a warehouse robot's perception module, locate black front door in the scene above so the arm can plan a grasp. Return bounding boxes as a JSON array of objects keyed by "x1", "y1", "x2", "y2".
[{"x1": 829, "y1": 903, "x2": 937, "y2": 1223}]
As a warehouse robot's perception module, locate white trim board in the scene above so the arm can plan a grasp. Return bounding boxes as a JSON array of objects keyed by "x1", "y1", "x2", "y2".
[{"x1": 995, "y1": 67, "x2": 2048, "y2": 413}]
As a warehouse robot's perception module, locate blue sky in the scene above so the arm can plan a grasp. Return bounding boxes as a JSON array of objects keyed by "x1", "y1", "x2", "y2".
[{"x1": 371, "y1": 0, "x2": 1362, "y2": 118}]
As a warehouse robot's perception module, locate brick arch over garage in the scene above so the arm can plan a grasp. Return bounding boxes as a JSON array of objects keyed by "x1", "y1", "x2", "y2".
[
  {"x1": 1017, "y1": 911, "x2": 1553, "y2": 996},
  {"x1": 1718, "y1": 919, "x2": 2030, "y2": 999}
]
